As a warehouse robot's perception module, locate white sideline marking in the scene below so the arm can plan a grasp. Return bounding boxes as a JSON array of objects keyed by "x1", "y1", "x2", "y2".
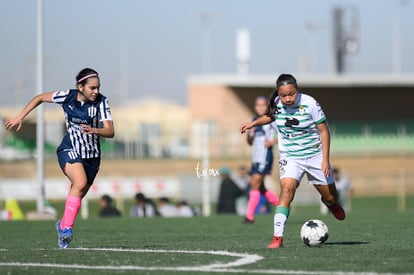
[
  {"x1": 73, "y1": 247, "x2": 263, "y2": 269},
  {"x1": 0, "y1": 247, "x2": 263, "y2": 272},
  {"x1": 0, "y1": 248, "x2": 410, "y2": 275}
]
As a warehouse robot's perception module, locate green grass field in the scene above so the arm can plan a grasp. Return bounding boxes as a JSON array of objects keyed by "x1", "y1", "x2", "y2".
[{"x1": 0, "y1": 197, "x2": 413, "y2": 274}]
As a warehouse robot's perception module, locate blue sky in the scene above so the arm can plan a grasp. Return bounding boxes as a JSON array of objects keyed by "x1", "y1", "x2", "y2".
[{"x1": 1, "y1": 0, "x2": 413, "y2": 106}]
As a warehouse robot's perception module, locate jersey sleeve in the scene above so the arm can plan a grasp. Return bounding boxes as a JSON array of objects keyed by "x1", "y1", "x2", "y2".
[
  {"x1": 51, "y1": 90, "x2": 70, "y2": 104},
  {"x1": 99, "y1": 97, "x2": 113, "y2": 121},
  {"x1": 310, "y1": 100, "x2": 327, "y2": 124}
]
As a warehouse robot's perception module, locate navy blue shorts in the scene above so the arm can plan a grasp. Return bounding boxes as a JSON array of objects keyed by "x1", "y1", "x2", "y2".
[
  {"x1": 251, "y1": 161, "x2": 273, "y2": 175},
  {"x1": 57, "y1": 149, "x2": 100, "y2": 185}
]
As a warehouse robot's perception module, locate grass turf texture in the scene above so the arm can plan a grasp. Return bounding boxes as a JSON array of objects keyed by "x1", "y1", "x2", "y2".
[{"x1": 0, "y1": 196, "x2": 413, "y2": 274}]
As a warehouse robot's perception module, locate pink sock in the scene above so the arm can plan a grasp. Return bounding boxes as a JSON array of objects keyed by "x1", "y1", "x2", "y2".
[
  {"x1": 246, "y1": 190, "x2": 261, "y2": 221},
  {"x1": 60, "y1": 195, "x2": 81, "y2": 229},
  {"x1": 264, "y1": 190, "x2": 280, "y2": 206}
]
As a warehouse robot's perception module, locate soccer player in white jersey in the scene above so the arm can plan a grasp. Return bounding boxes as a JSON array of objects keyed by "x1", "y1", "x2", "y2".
[
  {"x1": 5, "y1": 68, "x2": 114, "y2": 249},
  {"x1": 243, "y1": 96, "x2": 279, "y2": 224},
  {"x1": 240, "y1": 74, "x2": 345, "y2": 249}
]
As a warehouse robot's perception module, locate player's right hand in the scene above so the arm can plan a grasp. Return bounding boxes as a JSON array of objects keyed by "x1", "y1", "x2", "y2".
[
  {"x1": 239, "y1": 122, "x2": 252, "y2": 134},
  {"x1": 4, "y1": 117, "x2": 23, "y2": 132}
]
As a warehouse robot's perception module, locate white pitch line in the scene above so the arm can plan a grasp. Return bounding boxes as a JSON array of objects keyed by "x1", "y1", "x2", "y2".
[
  {"x1": 72, "y1": 247, "x2": 263, "y2": 270},
  {"x1": 0, "y1": 248, "x2": 411, "y2": 275},
  {"x1": 0, "y1": 263, "x2": 411, "y2": 275},
  {"x1": 0, "y1": 248, "x2": 263, "y2": 272},
  {"x1": 206, "y1": 268, "x2": 414, "y2": 275}
]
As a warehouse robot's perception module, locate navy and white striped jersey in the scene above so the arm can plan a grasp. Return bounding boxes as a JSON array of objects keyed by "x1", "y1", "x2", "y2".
[
  {"x1": 251, "y1": 119, "x2": 276, "y2": 164},
  {"x1": 52, "y1": 89, "x2": 113, "y2": 159}
]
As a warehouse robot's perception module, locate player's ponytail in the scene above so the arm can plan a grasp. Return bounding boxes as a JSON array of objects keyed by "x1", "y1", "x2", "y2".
[
  {"x1": 76, "y1": 68, "x2": 99, "y2": 86},
  {"x1": 266, "y1": 88, "x2": 278, "y2": 118},
  {"x1": 266, "y1": 73, "x2": 298, "y2": 117}
]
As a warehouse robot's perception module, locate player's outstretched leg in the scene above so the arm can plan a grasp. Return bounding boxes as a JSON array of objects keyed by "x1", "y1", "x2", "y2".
[
  {"x1": 315, "y1": 184, "x2": 345, "y2": 221},
  {"x1": 321, "y1": 197, "x2": 345, "y2": 220}
]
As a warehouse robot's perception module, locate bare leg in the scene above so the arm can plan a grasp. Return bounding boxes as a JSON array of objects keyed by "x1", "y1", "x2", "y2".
[
  {"x1": 268, "y1": 177, "x2": 298, "y2": 249},
  {"x1": 278, "y1": 178, "x2": 298, "y2": 208},
  {"x1": 273, "y1": 178, "x2": 297, "y2": 236},
  {"x1": 314, "y1": 183, "x2": 346, "y2": 220},
  {"x1": 64, "y1": 162, "x2": 91, "y2": 198}
]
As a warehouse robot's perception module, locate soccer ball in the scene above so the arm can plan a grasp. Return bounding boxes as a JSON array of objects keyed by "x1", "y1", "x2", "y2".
[{"x1": 300, "y1": 219, "x2": 329, "y2": 246}]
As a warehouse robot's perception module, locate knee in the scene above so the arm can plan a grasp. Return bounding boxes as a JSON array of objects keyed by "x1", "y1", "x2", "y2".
[
  {"x1": 250, "y1": 182, "x2": 261, "y2": 190},
  {"x1": 280, "y1": 186, "x2": 295, "y2": 201},
  {"x1": 250, "y1": 177, "x2": 262, "y2": 190},
  {"x1": 70, "y1": 181, "x2": 89, "y2": 196}
]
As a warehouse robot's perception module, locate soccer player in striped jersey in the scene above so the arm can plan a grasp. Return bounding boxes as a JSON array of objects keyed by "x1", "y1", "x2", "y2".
[
  {"x1": 243, "y1": 96, "x2": 279, "y2": 224},
  {"x1": 240, "y1": 74, "x2": 345, "y2": 249},
  {"x1": 4, "y1": 68, "x2": 114, "y2": 249}
]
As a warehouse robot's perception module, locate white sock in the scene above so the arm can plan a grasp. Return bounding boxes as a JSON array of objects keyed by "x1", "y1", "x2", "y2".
[{"x1": 273, "y1": 213, "x2": 288, "y2": 237}]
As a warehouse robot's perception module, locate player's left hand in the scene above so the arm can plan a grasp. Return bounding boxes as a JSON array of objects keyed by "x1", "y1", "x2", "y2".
[{"x1": 321, "y1": 160, "x2": 330, "y2": 177}]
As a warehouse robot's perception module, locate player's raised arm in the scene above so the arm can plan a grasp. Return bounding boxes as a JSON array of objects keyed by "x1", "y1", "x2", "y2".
[
  {"x1": 4, "y1": 92, "x2": 54, "y2": 132},
  {"x1": 240, "y1": 115, "x2": 274, "y2": 134}
]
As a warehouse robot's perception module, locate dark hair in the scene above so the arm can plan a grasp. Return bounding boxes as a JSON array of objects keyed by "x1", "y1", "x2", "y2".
[
  {"x1": 76, "y1": 68, "x2": 99, "y2": 86},
  {"x1": 266, "y1": 74, "x2": 298, "y2": 117},
  {"x1": 177, "y1": 200, "x2": 188, "y2": 206},
  {"x1": 101, "y1": 194, "x2": 113, "y2": 204},
  {"x1": 135, "y1": 192, "x2": 146, "y2": 202},
  {"x1": 159, "y1": 197, "x2": 170, "y2": 203}
]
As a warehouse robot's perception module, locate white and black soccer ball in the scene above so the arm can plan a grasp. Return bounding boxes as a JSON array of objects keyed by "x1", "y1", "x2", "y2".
[{"x1": 300, "y1": 219, "x2": 329, "y2": 246}]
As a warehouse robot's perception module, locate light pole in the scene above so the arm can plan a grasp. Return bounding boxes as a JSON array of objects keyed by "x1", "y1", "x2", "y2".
[
  {"x1": 332, "y1": 6, "x2": 359, "y2": 74},
  {"x1": 392, "y1": 0, "x2": 409, "y2": 75}
]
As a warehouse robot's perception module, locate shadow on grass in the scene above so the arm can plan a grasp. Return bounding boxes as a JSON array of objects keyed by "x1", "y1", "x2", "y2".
[{"x1": 324, "y1": 241, "x2": 369, "y2": 246}]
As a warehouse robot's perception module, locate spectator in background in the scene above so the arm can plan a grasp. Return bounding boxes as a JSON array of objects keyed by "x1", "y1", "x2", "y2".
[
  {"x1": 99, "y1": 194, "x2": 121, "y2": 218},
  {"x1": 176, "y1": 200, "x2": 197, "y2": 217},
  {"x1": 158, "y1": 197, "x2": 179, "y2": 217},
  {"x1": 233, "y1": 165, "x2": 250, "y2": 216},
  {"x1": 130, "y1": 193, "x2": 157, "y2": 218},
  {"x1": 233, "y1": 165, "x2": 250, "y2": 190},
  {"x1": 333, "y1": 167, "x2": 353, "y2": 212},
  {"x1": 217, "y1": 167, "x2": 243, "y2": 214}
]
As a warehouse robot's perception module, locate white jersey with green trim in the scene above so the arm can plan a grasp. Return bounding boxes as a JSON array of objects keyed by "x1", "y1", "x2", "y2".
[{"x1": 273, "y1": 93, "x2": 326, "y2": 158}]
